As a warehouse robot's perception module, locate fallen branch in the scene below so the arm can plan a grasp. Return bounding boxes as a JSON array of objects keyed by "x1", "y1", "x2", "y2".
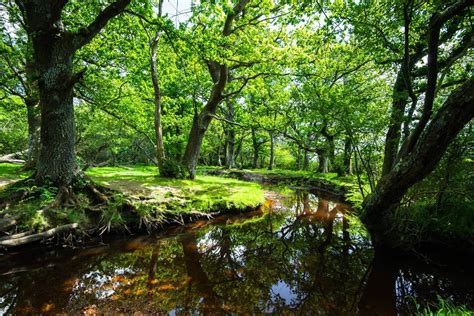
[
  {"x1": 0, "y1": 223, "x2": 79, "y2": 248},
  {"x1": 0, "y1": 230, "x2": 33, "y2": 241},
  {"x1": 0, "y1": 158, "x2": 25, "y2": 164},
  {"x1": 0, "y1": 151, "x2": 26, "y2": 163}
]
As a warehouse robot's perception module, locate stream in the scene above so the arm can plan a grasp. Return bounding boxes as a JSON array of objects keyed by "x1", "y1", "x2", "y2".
[{"x1": 0, "y1": 190, "x2": 472, "y2": 315}]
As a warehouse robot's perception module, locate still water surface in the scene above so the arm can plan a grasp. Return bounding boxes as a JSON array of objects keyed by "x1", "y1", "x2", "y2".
[{"x1": 0, "y1": 190, "x2": 472, "y2": 314}]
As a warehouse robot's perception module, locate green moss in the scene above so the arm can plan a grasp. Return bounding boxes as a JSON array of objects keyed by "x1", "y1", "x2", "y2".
[{"x1": 86, "y1": 165, "x2": 265, "y2": 214}]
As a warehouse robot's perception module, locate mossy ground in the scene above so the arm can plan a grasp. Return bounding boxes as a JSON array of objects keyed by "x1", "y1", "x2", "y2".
[
  {"x1": 0, "y1": 164, "x2": 265, "y2": 236},
  {"x1": 86, "y1": 165, "x2": 264, "y2": 213}
]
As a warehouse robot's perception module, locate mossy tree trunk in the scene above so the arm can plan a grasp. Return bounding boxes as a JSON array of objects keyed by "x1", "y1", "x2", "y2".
[
  {"x1": 364, "y1": 0, "x2": 474, "y2": 247},
  {"x1": 363, "y1": 77, "x2": 474, "y2": 246},
  {"x1": 16, "y1": 0, "x2": 131, "y2": 188}
]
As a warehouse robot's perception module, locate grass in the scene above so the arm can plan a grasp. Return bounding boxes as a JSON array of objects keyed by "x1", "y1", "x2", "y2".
[
  {"x1": 0, "y1": 163, "x2": 31, "y2": 181},
  {"x1": 198, "y1": 166, "x2": 358, "y2": 187},
  {"x1": 0, "y1": 164, "x2": 265, "y2": 235},
  {"x1": 86, "y1": 165, "x2": 265, "y2": 214},
  {"x1": 411, "y1": 296, "x2": 473, "y2": 315}
]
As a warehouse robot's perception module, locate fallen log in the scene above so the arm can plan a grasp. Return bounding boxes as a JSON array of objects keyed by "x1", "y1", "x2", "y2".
[
  {"x1": 0, "y1": 158, "x2": 25, "y2": 164},
  {"x1": 0, "y1": 230, "x2": 33, "y2": 241},
  {"x1": 0, "y1": 151, "x2": 26, "y2": 164},
  {"x1": 0, "y1": 223, "x2": 79, "y2": 248}
]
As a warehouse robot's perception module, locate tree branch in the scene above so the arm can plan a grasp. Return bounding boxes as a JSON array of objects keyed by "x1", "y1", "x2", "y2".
[{"x1": 72, "y1": 0, "x2": 131, "y2": 50}]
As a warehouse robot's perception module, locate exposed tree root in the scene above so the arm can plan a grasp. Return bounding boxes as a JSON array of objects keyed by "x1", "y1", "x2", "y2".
[{"x1": 0, "y1": 223, "x2": 79, "y2": 248}]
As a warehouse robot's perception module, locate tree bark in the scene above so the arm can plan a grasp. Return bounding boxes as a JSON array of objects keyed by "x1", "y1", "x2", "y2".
[
  {"x1": 317, "y1": 149, "x2": 328, "y2": 173},
  {"x1": 363, "y1": 77, "x2": 474, "y2": 246},
  {"x1": 251, "y1": 127, "x2": 259, "y2": 168},
  {"x1": 33, "y1": 37, "x2": 76, "y2": 186},
  {"x1": 342, "y1": 136, "x2": 352, "y2": 175},
  {"x1": 23, "y1": 59, "x2": 40, "y2": 170},
  {"x1": 151, "y1": 30, "x2": 165, "y2": 170},
  {"x1": 225, "y1": 99, "x2": 235, "y2": 169},
  {"x1": 381, "y1": 68, "x2": 409, "y2": 177},
  {"x1": 268, "y1": 130, "x2": 275, "y2": 170},
  {"x1": 303, "y1": 149, "x2": 309, "y2": 171},
  {"x1": 17, "y1": 0, "x2": 131, "y2": 186},
  {"x1": 181, "y1": 0, "x2": 249, "y2": 179}
]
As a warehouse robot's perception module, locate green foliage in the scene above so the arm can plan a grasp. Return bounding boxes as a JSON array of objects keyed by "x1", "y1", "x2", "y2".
[
  {"x1": 412, "y1": 295, "x2": 473, "y2": 316},
  {"x1": 159, "y1": 158, "x2": 187, "y2": 179}
]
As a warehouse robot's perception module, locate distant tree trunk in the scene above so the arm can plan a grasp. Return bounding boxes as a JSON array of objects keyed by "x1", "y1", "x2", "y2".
[
  {"x1": 225, "y1": 99, "x2": 235, "y2": 169},
  {"x1": 23, "y1": 59, "x2": 40, "y2": 170},
  {"x1": 343, "y1": 136, "x2": 352, "y2": 175},
  {"x1": 317, "y1": 149, "x2": 328, "y2": 173},
  {"x1": 303, "y1": 149, "x2": 309, "y2": 171},
  {"x1": 321, "y1": 126, "x2": 334, "y2": 172},
  {"x1": 268, "y1": 130, "x2": 274, "y2": 170},
  {"x1": 251, "y1": 127, "x2": 259, "y2": 169},
  {"x1": 363, "y1": 78, "x2": 474, "y2": 246},
  {"x1": 234, "y1": 137, "x2": 243, "y2": 168},
  {"x1": 150, "y1": 30, "x2": 165, "y2": 170},
  {"x1": 295, "y1": 148, "x2": 301, "y2": 170}
]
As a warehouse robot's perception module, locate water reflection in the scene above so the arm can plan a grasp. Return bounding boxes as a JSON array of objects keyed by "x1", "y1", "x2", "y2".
[{"x1": 0, "y1": 190, "x2": 472, "y2": 314}]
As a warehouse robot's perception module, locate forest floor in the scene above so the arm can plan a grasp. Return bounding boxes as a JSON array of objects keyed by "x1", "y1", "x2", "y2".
[{"x1": 0, "y1": 163, "x2": 265, "y2": 248}]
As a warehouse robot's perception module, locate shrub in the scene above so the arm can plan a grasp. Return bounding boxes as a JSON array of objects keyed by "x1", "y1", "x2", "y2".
[{"x1": 159, "y1": 158, "x2": 187, "y2": 179}]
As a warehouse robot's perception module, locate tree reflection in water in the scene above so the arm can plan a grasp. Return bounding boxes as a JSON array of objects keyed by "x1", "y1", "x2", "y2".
[{"x1": 0, "y1": 190, "x2": 472, "y2": 315}]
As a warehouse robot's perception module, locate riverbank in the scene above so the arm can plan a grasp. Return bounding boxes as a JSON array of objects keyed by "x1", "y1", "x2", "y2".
[
  {"x1": 202, "y1": 167, "x2": 355, "y2": 202},
  {"x1": 0, "y1": 164, "x2": 265, "y2": 248}
]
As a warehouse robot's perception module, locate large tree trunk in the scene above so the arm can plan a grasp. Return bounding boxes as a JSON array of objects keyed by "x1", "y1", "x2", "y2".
[
  {"x1": 183, "y1": 107, "x2": 217, "y2": 178},
  {"x1": 18, "y1": 0, "x2": 131, "y2": 186},
  {"x1": 363, "y1": 78, "x2": 474, "y2": 246},
  {"x1": 181, "y1": 0, "x2": 248, "y2": 179},
  {"x1": 34, "y1": 41, "x2": 76, "y2": 186}
]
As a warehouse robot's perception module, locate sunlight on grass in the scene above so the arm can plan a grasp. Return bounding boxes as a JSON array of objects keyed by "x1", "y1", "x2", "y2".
[
  {"x1": 0, "y1": 163, "x2": 31, "y2": 180},
  {"x1": 86, "y1": 165, "x2": 265, "y2": 213}
]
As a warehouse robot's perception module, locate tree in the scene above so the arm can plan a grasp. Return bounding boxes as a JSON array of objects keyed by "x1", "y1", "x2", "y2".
[
  {"x1": 14, "y1": 0, "x2": 131, "y2": 192},
  {"x1": 0, "y1": 2, "x2": 40, "y2": 169},
  {"x1": 358, "y1": 0, "x2": 474, "y2": 246}
]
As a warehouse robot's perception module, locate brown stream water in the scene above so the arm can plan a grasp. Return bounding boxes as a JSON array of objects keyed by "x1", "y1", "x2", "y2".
[{"x1": 0, "y1": 190, "x2": 472, "y2": 315}]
